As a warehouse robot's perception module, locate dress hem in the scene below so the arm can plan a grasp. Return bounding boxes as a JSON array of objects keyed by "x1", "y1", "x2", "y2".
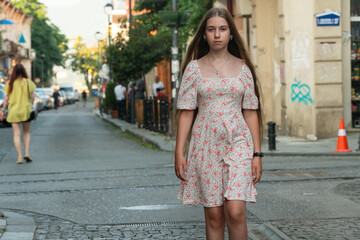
[{"x1": 177, "y1": 196, "x2": 256, "y2": 208}]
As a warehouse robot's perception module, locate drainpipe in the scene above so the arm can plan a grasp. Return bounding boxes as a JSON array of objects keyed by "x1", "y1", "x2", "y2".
[{"x1": 227, "y1": 0, "x2": 233, "y2": 16}]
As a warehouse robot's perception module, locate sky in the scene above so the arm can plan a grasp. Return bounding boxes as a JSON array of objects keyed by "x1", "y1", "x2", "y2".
[
  {"x1": 36, "y1": 0, "x2": 113, "y2": 86},
  {"x1": 39, "y1": 0, "x2": 111, "y2": 46}
]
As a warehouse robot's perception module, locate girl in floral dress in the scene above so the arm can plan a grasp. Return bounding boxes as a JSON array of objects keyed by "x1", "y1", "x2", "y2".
[{"x1": 175, "y1": 8, "x2": 263, "y2": 239}]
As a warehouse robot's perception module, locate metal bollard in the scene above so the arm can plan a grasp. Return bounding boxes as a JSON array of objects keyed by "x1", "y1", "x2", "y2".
[
  {"x1": 267, "y1": 121, "x2": 276, "y2": 151},
  {"x1": 357, "y1": 133, "x2": 360, "y2": 152}
]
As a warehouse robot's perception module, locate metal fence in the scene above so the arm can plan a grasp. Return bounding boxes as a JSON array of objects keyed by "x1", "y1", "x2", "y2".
[{"x1": 125, "y1": 96, "x2": 170, "y2": 134}]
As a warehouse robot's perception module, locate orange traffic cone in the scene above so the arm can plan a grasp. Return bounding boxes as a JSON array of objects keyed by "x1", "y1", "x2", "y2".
[{"x1": 334, "y1": 118, "x2": 352, "y2": 152}]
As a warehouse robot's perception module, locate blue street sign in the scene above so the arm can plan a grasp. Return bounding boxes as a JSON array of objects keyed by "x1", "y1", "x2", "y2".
[{"x1": 316, "y1": 11, "x2": 340, "y2": 27}]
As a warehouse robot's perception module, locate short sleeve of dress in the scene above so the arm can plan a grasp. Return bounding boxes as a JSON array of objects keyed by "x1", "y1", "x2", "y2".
[
  {"x1": 177, "y1": 61, "x2": 197, "y2": 110},
  {"x1": 241, "y1": 64, "x2": 259, "y2": 110},
  {"x1": 28, "y1": 79, "x2": 36, "y2": 93}
]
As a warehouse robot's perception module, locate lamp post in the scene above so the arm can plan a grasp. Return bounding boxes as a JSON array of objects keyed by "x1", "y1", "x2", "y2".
[
  {"x1": 95, "y1": 31, "x2": 102, "y2": 115},
  {"x1": 171, "y1": 0, "x2": 179, "y2": 107},
  {"x1": 40, "y1": 54, "x2": 45, "y2": 87},
  {"x1": 104, "y1": 3, "x2": 113, "y2": 82}
]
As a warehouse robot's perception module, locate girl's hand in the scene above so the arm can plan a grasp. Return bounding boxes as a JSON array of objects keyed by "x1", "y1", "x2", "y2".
[
  {"x1": 175, "y1": 153, "x2": 187, "y2": 181},
  {"x1": 0, "y1": 111, "x2": 3, "y2": 121},
  {"x1": 252, "y1": 157, "x2": 262, "y2": 184}
]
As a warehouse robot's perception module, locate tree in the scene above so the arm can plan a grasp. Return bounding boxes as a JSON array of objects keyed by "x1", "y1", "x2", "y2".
[
  {"x1": 107, "y1": 19, "x2": 171, "y2": 85},
  {"x1": 135, "y1": 0, "x2": 213, "y2": 59},
  {"x1": 12, "y1": 0, "x2": 68, "y2": 86},
  {"x1": 67, "y1": 36, "x2": 103, "y2": 95}
]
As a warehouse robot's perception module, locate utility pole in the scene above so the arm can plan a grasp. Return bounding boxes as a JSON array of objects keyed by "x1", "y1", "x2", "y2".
[{"x1": 171, "y1": 0, "x2": 179, "y2": 106}]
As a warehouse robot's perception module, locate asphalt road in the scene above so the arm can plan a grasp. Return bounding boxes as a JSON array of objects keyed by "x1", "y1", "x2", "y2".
[{"x1": 0, "y1": 103, "x2": 359, "y2": 239}]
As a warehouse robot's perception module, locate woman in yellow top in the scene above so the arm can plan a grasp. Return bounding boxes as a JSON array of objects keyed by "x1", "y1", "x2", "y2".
[{"x1": 0, "y1": 64, "x2": 36, "y2": 164}]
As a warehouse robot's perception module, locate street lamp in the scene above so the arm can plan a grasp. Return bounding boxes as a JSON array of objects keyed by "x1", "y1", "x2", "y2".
[
  {"x1": 104, "y1": 3, "x2": 113, "y2": 46},
  {"x1": 104, "y1": 3, "x2": 113, "y2": 82},
  {"x1": 40, "y1": 54, "x2": 45, "y2": 87},
  {"x1": 95, "y1": 31, "x2": 103, "y2": 115}
]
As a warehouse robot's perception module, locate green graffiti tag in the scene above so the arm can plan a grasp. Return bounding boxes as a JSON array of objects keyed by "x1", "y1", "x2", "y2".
[{"x1": 291, "y1": 78, "x2": 313, "y2": 105}]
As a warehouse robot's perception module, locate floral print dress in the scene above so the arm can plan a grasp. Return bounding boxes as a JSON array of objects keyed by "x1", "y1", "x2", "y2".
[{"x1": 176, "y1": 60, "x2": 259, "y2": 207}]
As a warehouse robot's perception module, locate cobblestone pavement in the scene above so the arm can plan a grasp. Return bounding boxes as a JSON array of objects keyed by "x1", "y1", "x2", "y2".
[
  {"x1": 5, "y1": 210, "x2": 222, "y2": 240},
  {"x1": 3, "y1": 209, "x2": 359, "y2": 239},
  {"x1": 271, "y1": 217, "x2": 360, "y2": 240}
]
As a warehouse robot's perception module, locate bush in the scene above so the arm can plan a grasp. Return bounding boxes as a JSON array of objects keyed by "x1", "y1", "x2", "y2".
[{"x1": 104, "y1": 81, "x2": 117, "y2": 110}]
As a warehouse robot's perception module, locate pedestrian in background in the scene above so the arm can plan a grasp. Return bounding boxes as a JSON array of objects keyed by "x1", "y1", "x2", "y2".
[
  {"x1": 0, "y1": 64, "x2": 36, "y2": 164},
  {"x1": 174, "y1": 8, "x2": 263, "y2": 239},
  {"x1": 152, "y1": 75, "x2": 164, "y2": 98},
  {"x1": 52, "y1": 88, "x2": 60, "y2": 112},
  {"x1": 82, "y1": 90, "x2": 87, "y2": 107},
  {"x1": 134, "y1": 78, "x2": 145, "y2": 127},
  {"x1": 114, "y1": 82, "x2": 126, "y2": 119}
]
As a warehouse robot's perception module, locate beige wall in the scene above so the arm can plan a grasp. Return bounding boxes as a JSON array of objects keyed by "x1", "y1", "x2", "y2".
[
  {"x1": 249, "y1": 0, "x2": 346, "y2": 138},
  {"x1": 216, "y1": 0, "x2": 350, "y2": 138},
  {"x1": 342, "y1": 0, "x2": 352, "y2": 130},
  {"x1": 313, "y1": 0, "x2": 342, "y2": 138}
]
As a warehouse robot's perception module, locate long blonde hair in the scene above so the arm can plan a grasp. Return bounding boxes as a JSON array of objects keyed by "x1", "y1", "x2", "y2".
[{"x1": 172, "y1": 7, "x2": 263, "y2": 155}]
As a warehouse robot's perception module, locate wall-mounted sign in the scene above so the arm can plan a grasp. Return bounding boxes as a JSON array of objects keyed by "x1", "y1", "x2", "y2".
[{"x1": 316, "y1": 11, "x2": 340, "y2": 27}]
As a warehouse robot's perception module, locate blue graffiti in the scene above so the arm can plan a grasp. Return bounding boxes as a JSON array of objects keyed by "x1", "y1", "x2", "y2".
[{"x1": 291, "y1": 78, "x2": 313, "y2": 105}]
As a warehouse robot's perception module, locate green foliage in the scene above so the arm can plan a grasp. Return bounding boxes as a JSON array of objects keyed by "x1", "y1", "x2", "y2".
[
  {"x1": 66, "y1": 36, "x2": 106, "y2": 94},
  {"x1": 107, "y1": 19, "x2": 171, "y2": 85},
  {"x1": 135, "y1": 0, "x2": 213, "y2": 59},
  {"x1": 12, "y1": 0, "x2": 68, "y2": 87},
  {"x1": 104, "y1": 81, "x2": 117, "y2": 110},
  {"x1": 106, "y1": 0, "x2": 212, "y2": 87}
]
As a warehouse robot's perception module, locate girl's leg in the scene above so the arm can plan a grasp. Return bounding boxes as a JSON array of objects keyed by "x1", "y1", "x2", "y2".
[
  {"x1": 224, "y1": 200, "x2": 247, "y2": 240},
  {"x1": 204, "y1": 206, "x2": 226, "y2": 240},
  {"x1": 11, "y1": 123, "x2": 22, "y2": 161},
  {"x1": 22, "y1": 121, "x2": 31, "y2": 157}
]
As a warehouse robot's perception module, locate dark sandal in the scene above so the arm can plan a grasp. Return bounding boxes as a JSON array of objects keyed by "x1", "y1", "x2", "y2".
[{"x1": 24, "y1": 155, "x2": 32, "y2": 162}]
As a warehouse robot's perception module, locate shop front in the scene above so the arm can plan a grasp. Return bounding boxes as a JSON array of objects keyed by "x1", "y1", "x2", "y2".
[{"x1": 350, "y1": 0, "x2": 360, "y2": 128}]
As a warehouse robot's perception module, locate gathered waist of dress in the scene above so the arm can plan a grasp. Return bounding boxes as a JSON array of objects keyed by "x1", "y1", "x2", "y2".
[{"x1": 197, "y1": 108, "x2": 243, "y2": 117}]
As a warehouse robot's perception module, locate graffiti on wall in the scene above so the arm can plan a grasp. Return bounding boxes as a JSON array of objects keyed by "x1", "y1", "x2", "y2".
[{"x1": 291, "y1": 78, "x2": 313, "y2": 105}]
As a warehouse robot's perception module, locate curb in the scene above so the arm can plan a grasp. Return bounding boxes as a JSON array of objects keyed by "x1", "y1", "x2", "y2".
[
  {"x1": 0, "y1": 211, "x2": 35, "y2": 240},
  {"x1": 95, "y1": 111, "x2": 174, "y2": 152},
  {"x1": 263, "y1": 151, "x2": 360, "y2": 157}
]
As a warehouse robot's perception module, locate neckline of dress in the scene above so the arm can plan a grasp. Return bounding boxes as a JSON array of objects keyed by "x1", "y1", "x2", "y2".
[{"x1": 194, "y1": 59, "x2": 246, "y2": 80}]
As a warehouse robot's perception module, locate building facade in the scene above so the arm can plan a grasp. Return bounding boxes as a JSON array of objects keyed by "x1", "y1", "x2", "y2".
[
  {"x1": 214, "y1": 0, "x2": 359, "y2": 138},
  {"x1": 0, "y1": 0, "x2": 33, "y2": 82}
]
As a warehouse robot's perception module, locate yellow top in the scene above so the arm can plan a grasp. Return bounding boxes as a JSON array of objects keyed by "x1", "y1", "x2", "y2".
[{"x1": 4, "y1": 78, "x2": 36, "y2": 123}]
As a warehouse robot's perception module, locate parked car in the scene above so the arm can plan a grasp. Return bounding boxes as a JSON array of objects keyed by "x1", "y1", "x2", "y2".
[
  {"x1": 0, "y1": 89, "x2": 4, "y2": 107},
  {"x1": 44, "y1": 88, "x2": 54, "y2": 108},
  {"x1": 33, "y1": 92, "x2": 44, "y2": 113},
  {"x1": 58, "y1": 90, "x2": 66, "y2": 106},
  {"x1": 0, "y1": 89, "x2": 11, "y2": 127},
  {"x1": 59, "y1": 83, "x2": 76, "y2": 103},
  {"x1": 34, "y1": 88, "x2": 53, "y2": 109}
]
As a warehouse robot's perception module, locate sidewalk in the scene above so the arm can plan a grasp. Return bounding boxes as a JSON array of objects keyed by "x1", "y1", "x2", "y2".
[
  {"x1": 95, "y1": 110, "x2": 360, "y2": 156},
  {"x1": 0, "y1": 211, "x2": 35, "y2": 240}
]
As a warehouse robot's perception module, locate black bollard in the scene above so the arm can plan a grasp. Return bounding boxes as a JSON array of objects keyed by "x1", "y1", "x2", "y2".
[{"x1": 267, "y1": 121, "x2": 276, "y2": 151}]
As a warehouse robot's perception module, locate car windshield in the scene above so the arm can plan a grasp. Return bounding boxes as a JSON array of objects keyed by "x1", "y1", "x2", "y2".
[
  {"x1": 35, "y1": 90, "x2": 46, "y2": 96},
  {"x1": 61, "y1": 87, "x2": 73, "y2": 92}
]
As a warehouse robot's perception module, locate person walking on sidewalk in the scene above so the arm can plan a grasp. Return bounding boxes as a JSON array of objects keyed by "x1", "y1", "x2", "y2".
[
  {"x1": 114, "y1": 82, "x2": 126, "y2": 119},
  {"x1": 174, "y1": 8, "x2": 263, "y2": 239},
  {"x1": 53, "y1": 88, "x2": 60, "y2": 112},
  {"x1": 0, "y1": 64, "x2": 36, "y2": 164},
  {"x1": 153, "y1": 76, "x2": 164, "y2": 98},
  {"x1": 134, "y1": 78, "x2": 145, "y2": 127},
  {"x1": 82, "y1": 90, "x2": 87, "y2": 107}
]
